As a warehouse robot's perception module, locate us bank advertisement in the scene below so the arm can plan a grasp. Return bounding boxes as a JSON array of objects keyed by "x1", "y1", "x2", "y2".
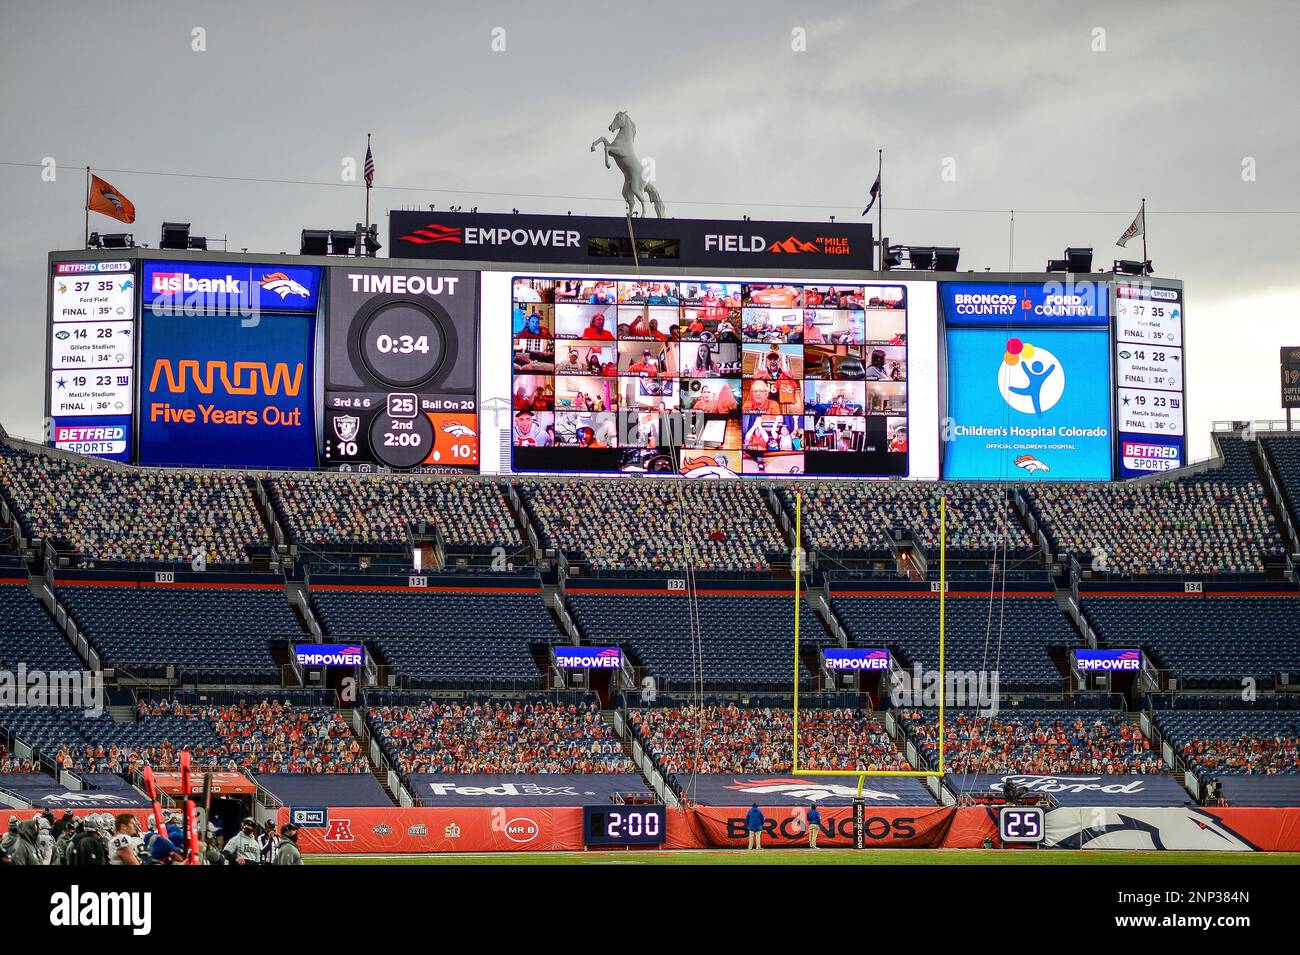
[{"x1": 941, "y1": 283, "x2": 1112, "y2": 481}]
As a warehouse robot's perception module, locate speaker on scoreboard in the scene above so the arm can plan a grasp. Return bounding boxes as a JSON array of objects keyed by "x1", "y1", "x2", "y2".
[
  {"x1": 300, "y1": 230, "x2": 330, "y2": 256},
  {"x1": 1065, "y1": 247, "x2": 1094, "y2": 273},
  {"x1": 159, "y1": 222, "x2": 191, "y2": 250},
  {"x1": 933, "y1": 247, "x2": 961, "y2": 271}
]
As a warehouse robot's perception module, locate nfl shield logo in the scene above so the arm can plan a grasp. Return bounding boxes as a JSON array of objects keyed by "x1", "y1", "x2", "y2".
[{"x1": 334, "y1": 415, "x2": 360, "y2": 442}]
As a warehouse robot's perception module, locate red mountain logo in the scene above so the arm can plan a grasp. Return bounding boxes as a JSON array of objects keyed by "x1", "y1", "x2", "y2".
[
  {"x1": 400, "y1": 223, "x2": 463, "y2": 245},
  {"x1": 768, "y1": 236, "x2": 821, "y2": 254}
]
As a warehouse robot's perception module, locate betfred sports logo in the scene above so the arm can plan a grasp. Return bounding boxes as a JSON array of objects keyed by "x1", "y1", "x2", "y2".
[
  {"x1": 1123, "y1": 440, "x2": 1181, "y2": 472},
  {"x1": 54, "y1": 424, "x2": 127, "y2": 456}
]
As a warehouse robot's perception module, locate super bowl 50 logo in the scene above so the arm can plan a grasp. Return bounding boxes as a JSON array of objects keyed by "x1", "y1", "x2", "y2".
[{"x1": 998, "y1": 337, "x2": 1064, "y2": 415}]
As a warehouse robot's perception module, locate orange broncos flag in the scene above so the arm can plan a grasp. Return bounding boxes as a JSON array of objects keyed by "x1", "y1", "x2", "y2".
[{"x1": 86, "y1": 173, "x2": 136, "y2": 224}]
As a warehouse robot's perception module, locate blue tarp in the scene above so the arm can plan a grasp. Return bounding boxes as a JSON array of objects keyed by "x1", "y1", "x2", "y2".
[
  {"x1": 255, "y1": 773, "x2": 393, "y2": 808},
  {"x1": 0, "y1": 772, "x2": 149, "y2": 808},
  {"x1": 675, "y1": 774, "x2": 936, "y2": 805},
  {"x1": 1216, "y1": 776, "x2": 1300, "y2": 808}
]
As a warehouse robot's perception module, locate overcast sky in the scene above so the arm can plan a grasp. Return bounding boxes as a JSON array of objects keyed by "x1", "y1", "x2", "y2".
[{"x1": 2, "y1": 0, "x2": 1297, "y2": 460}]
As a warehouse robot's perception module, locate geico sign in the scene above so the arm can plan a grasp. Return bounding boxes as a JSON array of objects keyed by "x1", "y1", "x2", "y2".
[
  {"x1": 148, "y1": 359, "x2": 304, "y2": 396},
  {"x1": 724, "y1": 815, "x2": 917, "y2": 841}
]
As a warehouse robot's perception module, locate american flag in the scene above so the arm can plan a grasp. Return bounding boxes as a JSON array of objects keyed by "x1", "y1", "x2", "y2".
[
  {"x1": 364, "y1": 140, "x2": 375, "y2": 188},
  {"x1": 862, "y1": 170, "x2": 881, "y2": 216}
]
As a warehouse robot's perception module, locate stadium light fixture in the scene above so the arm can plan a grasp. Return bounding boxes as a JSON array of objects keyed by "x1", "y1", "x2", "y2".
[
  {"x1": 908, "y1": 246, "x2": 935, "y2": 270},
  {"x1": 329, "y1": 230, "x2": 357, "y2": 256},
  {"x1": 1065, "y1": 247, "x2": 1094, "y2": 272},
  {"x1": 1113, "y1": 258, "x2": 1153, "y2": 276},
  {"x1": 300, "y1": 229, "x2": 330, "y2": 256},
  {"x1": 1045, "y1": 257, "x2": 1070, "y2": 272},
  {"x1": 364, "y1": 224, "x2": 382, "y2": 257},
  {"x1": 187, "y1": 235, "x2": 207, "y2": 251},
  {"x1": 159, "y1": 222, "x2": 192, "y2": 250},
  {"x1": 89, "y1": 232, "x2": 135, "y2": 250},
  {"x1": 933, "y1": 247, "x2": 961, "y2": 271},
  {"x1": 881, "y1": 242, "x2": 903, "y2": 270}
]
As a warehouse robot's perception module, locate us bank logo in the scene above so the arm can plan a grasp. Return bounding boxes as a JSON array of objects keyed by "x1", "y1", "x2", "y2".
[{"x1": 998, "y1": 337, "x2": 1064, "y2": 415}]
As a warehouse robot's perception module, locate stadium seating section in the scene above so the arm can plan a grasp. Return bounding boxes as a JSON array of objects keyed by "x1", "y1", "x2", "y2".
[
  {"x1": 0, "y1": 445, "x2": 267, "y2": 566},
  {"x1": 567, "y1": 591, "x2": 829, "y2": 691},
  {"x1": 898, "y1": 709, "x2": 1164, "y2": 775},
  {"x1": 831, "y1": 592, "x2": 1076, "y2": 692},
  {"x1": 1153, "y1": 709, "x2": 1299, "y2": 781},
  {"x1": 56, "y1": 584, "x2": 302, "y2": 683},
  {"x1": 0, "y1": 580, "x2": 82, "y2": 672},
  {"x1": 366, "y1": 697, "x2": 633, "y2": 775},
  {"x1": 310, "y1": 588, "x2": 557, "y2": 689},
  {"x1": 627, "y1": 703, "x2": 909, "y2": 775},
  {"x1": 1083, "y1": 596, "x2": 1300, "y2": 689},
  {"x1": 1261, "y1": 435, "x2": 1300, "y2": 533},
  {"x1": 270, "y1": 474, "x2": 522, "y2": 554},
  {"x1": 521, "y1": 478, "x2": 785, "y2": 572},
  {"x1": 782, "y1": 483, "x2": 1034, "y2": 560}
]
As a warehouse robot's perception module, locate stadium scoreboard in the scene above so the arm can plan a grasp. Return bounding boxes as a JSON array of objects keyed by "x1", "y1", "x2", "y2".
[{"x1": 45, "y1": 213, "x2": 1185, "y2": 482}]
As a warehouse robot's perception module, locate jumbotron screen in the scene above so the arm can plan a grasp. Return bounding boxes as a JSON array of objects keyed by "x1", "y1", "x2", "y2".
[{"x1": 507, "y1": 277, "x2": 909, "y2": 478}]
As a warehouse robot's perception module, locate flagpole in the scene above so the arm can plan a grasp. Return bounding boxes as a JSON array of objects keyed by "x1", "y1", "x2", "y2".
[
  {"x1": 84, "y1": 166, "x2": 90, "y2": 248},
  {"x1": 364, "y1": 133, "x2": 372, "y2": 229},
  {"x1": 877, "y1": 148, "x2": 883, "y2": 271},
  {"x1": 1141, "y1": 197, "x2": 1147, "y2": 275}
]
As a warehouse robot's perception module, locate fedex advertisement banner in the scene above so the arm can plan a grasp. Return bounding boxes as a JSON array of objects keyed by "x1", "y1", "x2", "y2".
[
  {"x1": 824, "y1": 648, "x2": 892, "y2": 671},
  {"x1": 943, "y1": 327, "x2": 1112, "y2": 481},
  {"x1": 554, "y1": 647, "x2": 622, "y2": 669},
  {"x1": 941, "y1": 282, "x2": 1108, "y2": 328},
  {"x1": 1074, "y1": 648, "x2": 1143, "y2": 672},
  {"x1": 412, "y1": 774, "x2": 651, "y2": 806},
  {"x1": 141, "y1": 260, "x2": 321, "y2": 315},
  {"x1": 138, "y1": 310, "x2": 317, "y2": 468},
  {"x1": 294, "y1": 644, "x2": 365, "y2": 667}
]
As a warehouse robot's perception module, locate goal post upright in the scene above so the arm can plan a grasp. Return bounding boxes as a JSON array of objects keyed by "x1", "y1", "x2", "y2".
[{"x1": 791, "y1": 491, "x2": 947, "y2": 780}]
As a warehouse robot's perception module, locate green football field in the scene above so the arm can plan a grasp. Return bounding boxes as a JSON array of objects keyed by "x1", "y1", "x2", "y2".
[{"x1": 306, "y1": 849, "x2": 1300, "y2": 865}]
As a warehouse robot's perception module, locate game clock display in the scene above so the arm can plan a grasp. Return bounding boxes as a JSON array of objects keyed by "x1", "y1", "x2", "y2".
[
  {"x1": 583, "y1": 806, "x2": 667, "y2": 846},
  {"x1": 998, "y1": 806, "x2": 1045, "y2": 844},
  {"x1": 323, "y1": 267, "x2": 481, "y2": 473}
]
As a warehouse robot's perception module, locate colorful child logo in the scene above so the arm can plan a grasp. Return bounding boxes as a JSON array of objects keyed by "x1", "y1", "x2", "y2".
[{"x1": 999, "y1": 338, "x2": 1064, "y2": 415}]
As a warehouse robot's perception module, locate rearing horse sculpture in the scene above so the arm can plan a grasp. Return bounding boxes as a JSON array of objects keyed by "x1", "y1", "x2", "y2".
[{"x1": 590, "y1": 111, "x2": 666, "y2": 219}]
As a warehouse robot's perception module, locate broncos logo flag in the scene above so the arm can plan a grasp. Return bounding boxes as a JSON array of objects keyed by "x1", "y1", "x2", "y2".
[{"x1": 87, "y1": 173, "x2": 136, "y2": 224}]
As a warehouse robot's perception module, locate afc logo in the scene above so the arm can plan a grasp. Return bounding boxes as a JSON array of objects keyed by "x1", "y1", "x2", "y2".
[{"x1": 324, "y1": 819, "x2": 355, "y2": 842}]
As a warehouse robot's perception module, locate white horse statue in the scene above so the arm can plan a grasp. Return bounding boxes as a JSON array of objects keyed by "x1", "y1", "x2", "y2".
[{"x1": 590, "y1": 111, "x2": 666, "y2": 219}]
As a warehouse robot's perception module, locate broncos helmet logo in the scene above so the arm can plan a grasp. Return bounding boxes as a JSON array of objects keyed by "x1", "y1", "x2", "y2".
[
  {"x1": 1015, "y1": 454, "x2": 1050, "y2": 474},
  {"x1": 442, "y1": 422, "x2": 477, "y2": 439}
]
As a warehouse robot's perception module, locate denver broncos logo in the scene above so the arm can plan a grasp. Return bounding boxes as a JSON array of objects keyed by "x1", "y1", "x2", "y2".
[
  {"x1": 259, "y1": 272, "x2": 310, "y2": 299},
  {"x1": 1015, "y1": 454, "x2": 1049, "y2": 474},
  {"x1": 680, "y1": 454, "x2": 738, "y2": 479},
  {"x1": 442, "y1": 422, "x2": 477, "y2": 439}
]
